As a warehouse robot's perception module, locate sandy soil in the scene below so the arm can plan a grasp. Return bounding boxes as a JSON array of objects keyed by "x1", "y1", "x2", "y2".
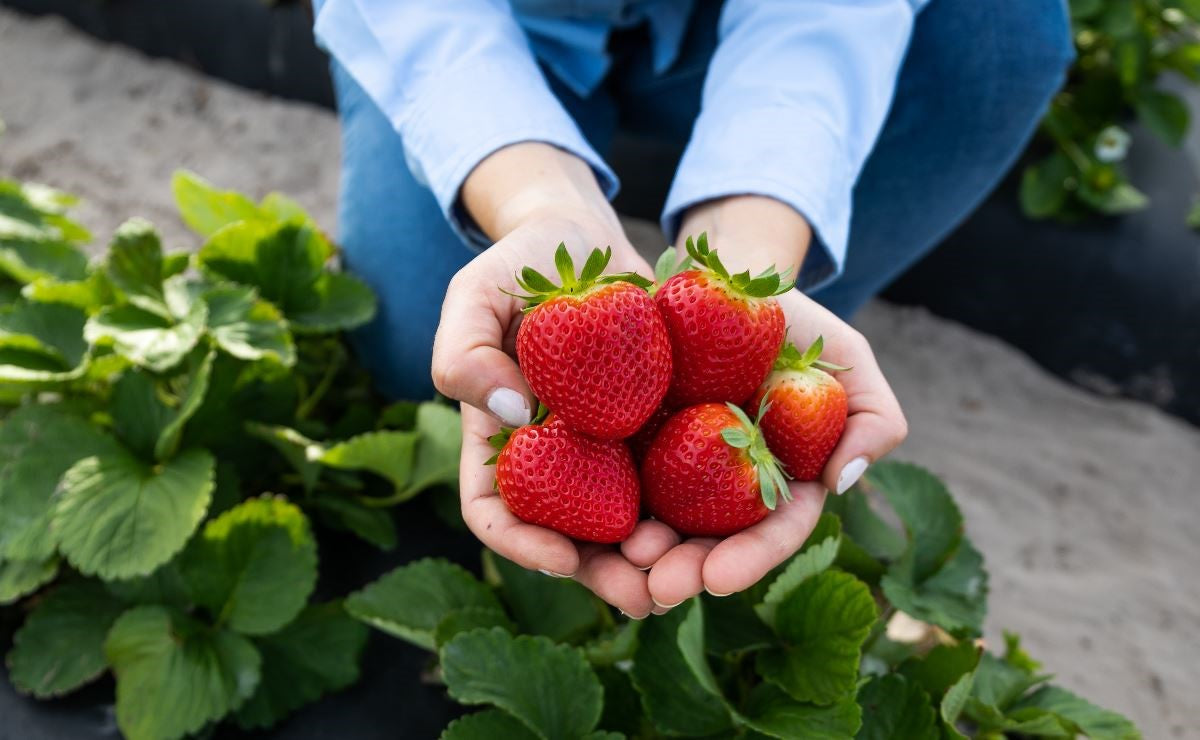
[{"x1": 2, "y1": 9, "x2": 1198, "y2": 738}]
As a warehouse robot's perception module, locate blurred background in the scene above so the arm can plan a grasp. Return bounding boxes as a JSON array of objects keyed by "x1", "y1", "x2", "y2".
[{"x1": 0, "y1": 0, "x2": 1197, "y2": 738}]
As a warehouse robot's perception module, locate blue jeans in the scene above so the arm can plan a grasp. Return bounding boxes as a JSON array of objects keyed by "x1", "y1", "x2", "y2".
[{"x1": 332, "y1": 0, "x2": 1073, "y2": 399}]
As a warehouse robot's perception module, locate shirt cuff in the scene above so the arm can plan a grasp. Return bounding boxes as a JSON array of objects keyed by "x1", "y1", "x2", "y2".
[
  {"x1": 661, "y1": 108, "x2": 852, "y2": 293},
  {"x1": 399, "y1": 60, "x2": 619, "y2": 250}
]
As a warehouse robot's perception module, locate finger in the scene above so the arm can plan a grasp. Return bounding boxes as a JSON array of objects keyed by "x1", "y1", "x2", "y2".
[
  {"x1": 818, "y1": 333, "x2": 907, "y2": 494},
  {"x1": 431, "y1": 268, "x2": 534, "y2": 427},
  {"x1": 573, "y1": 544, "x2": 654, "y2": 618},
  {"x1": 702, "y1": 483, "x2": 826, "y2": 597},
  {"x1": 458, "y1": 405, "x2": 579, "y2": 576},
  {"x1": 647, "y1": 538, "x2": 720, "y2": 612},
  {"x1": 620, "y1": 519, "x2": 681, "y2": 570}
]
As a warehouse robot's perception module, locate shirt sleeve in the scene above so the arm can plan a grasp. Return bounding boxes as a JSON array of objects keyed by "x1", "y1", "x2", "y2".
[
  {"x1": 312, "y1": 0, "x2": 619, "y2": 248},
  {"x1": 661, "y1": 0, "x2": 930, "y2": 292}
]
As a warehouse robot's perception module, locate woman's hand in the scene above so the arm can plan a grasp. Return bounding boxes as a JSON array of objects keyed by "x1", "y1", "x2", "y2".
[
  {"x1": 627, "y1": 195, "x2": 909, "y2": 611},
  {"x1": 432, "y1": 143, "x2": 668, "y2": 617}
]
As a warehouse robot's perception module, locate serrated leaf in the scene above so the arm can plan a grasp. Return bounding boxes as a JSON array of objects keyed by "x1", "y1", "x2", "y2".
[
  {"x1": 198, "y1": 219, "x2": 326, "y2": 306},
  {"x1": 203, "y1": 284, "x2": 295, "y2": 365},
  {"x1": 823, "y1": 487, "x2": 905, "y2": 561},
  {"x1": 234, "y1": 602, "x2": 368, "y2": 729},
  {"x1": 941, "y1": 670, "x2": 975, "y2": 727},
  {"x1": 441, "y1": 628, "x2": 603, "y2": 740},
  {"x1": 106, "y1": 560, "x2": 192, "y2": 609},
  {"x1": 441, "y1": 709, "x2": 540, "y2": 740},
  {"x1": 0, "y1": 404, "x2": 120, "y2": 561},
  {"x1": 631, "y1": 603, "x2": 734, "y2": 736},
  {"x1": 971, "y1": 652, "x2": 1053, "y2": 712},
  {"x1": 583, "y1": 620, "x2": 641, "y2": 666},
  {"x1": 155, "y1": 346, "x2": 214, "y2": 460},
  {"x1": 346, "y1": 558, "x2": 502, "y2": 650},
  {"x1": 1013, "y1": 686, "x2": 1140, "y2": 739},
  {"x1": 1135, "y1": 90, "x2": 1189, "y2": 147},
  {"x1": 258, "y1": 192, "x2": 314, "y2": 226},
  {"x1": 311, "y1": 492, "x2": 397, "y2": 549},
  {"x1": 867, "y1": 462, "x2": 962, "y2": 581},
  {"x1": 172, "y1": 170, "x2": 265, "y2": 238},
  {"x1": 105, "y1": 605, "x2": 261, "y2": 740},
  {"x1": 1020, "y1": 152, "x2": 1073, "y2": 219},
  {"x1": 6, "y1": 581, "x2": 125, "y2": 697},
  {"x1": 0, "y1": 240, "x2": 89, "y2": 285},
  {"x1": 53, "y1": 447, "x2": 215, "y2": 580},
  {"x1": 110, "y1": 369, "x2": 174, "y2": 459},
  {"x1": 405, "y1": 401, "x2": 462, "y2": 495},
  {"x1": 677, "y1": 599, "x2": 724, "y2": 697},
  {"x1": 315, "y1": 429, "x2": 418, "y2": 494},
  {"x1": 21, "y1": 271, "x2": 114, "y2": 311},
  {"x1": 702, "y1": 592, "x2": 777, "y2": 656},
  {"x1": 0, "y1": 300, "x2": 89, "y2": 382},
  {"x1": 742, "y1": 683, "x2": 861, "y2": 740},
  {"x1": 756, "y1": 570, "x2": 877, "y2": 705},
  {"x1": 855, "y1": 674, "x2": 937, "y2": 740},
  {"x1": 179, "y1": 496, "x2": 317, "y2": 635},
  {"x1": 881, "y1": 538, "x2": 988, "y2": 637},
  {"x1": 0, "y1": 556, "x2": 58, "y2": 604},
  {"x1": 107, "y1": 218, "x2": 165, "y2": 306},
  {"x1": 286, "y1": 271, "x2": 376, "y2": 333},
  {"x1": 434, "y1": 607, "x2": 516, "y2": 648},
  {"x1": 485, "y1": 550, "x2": 602, "y2": 642},
  {"x1": 85, "y1": 300, "x2": 207, "y2": 372},
  {"x1": 756, "y1": 528, "x2": 841, "y2": 627}
]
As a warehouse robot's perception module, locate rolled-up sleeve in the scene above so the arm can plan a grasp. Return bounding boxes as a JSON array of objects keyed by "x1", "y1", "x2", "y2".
[
  {"x1": 313, "y1": 0, "x2": 618, "y2": 247},
  {"x1": 662, "y1": 0, "x2": 929, "y2": 291}
]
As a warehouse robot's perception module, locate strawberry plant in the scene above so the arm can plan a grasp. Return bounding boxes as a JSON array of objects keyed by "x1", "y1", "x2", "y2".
[
  {"x1": 349, "y1": 461, "x2": 1142, "y2": 739},
  {"x1": 0, "y1": 170, "x2": 461, "y2": 739}
]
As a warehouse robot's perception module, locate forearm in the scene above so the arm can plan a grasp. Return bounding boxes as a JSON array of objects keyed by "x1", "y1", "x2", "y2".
[
  {"x1": 462, "y1": 142, "x2": 621, "y2": 242},
  {"x1": 676, "y1": 195, "x2": 812, "y2": 278}
]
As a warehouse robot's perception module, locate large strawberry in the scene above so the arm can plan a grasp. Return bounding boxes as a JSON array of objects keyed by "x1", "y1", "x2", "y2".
[
  {"x1": 492, "y1": 413, "x2": 639, "y2": 543},
  {"x1": 512, "y1": 243, "x2": 671, "y2": 440},
  {"x1": 750, "y1": 337, "x2": 849, "y2": 481},
  {"x1": 654, "y1": 233, "x2": 790, "y2": 407},
  {"x1": 641, "y1": 401, "x2": 790, "y2": 537},
  {"x1": 627, "y1": 404, "x2": 673, "y2": 462}
]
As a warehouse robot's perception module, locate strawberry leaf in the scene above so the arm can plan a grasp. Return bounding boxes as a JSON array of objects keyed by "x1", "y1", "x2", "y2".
[
  {"x1": 1011, "y1": 685, "x2": 1140, "y2": 739},
  {"x1": 484, "y1": 550, "x2": 603, "y2": 642},
  {"x1": 172, "y1": 170, "x2": 266, "y2": 238},
  {"x1": 203, "y1": 284, "x2": 295, "y2": 366},
  {"x1": 313, "y1": 430, "x2": 419, "y2": 496},
  {"x1": 0, "y1": 556, "x2": 58, "y2": 605},
  {"x1": 441, "y1": 710, "x2": 540, "y2": 740},
  {"x1": 0, "y1": 300, "x2": 90, "y2": 382},
  {"x1": 755, "y1": 523, "x2": 842, "y2": 627},
  {"x1": 434, "y1": 606, "x2": 516, "y2": 648},
  {"x1": 440, "y1": 628, "x2": 604, "y2": 740},
  {"x1": 85, "y1": 300, "x2": 207, "y2": 373},
  {"x1": 855, "y1": 674, "x2": 937, "y2": 740},
  {"x1": 740, "y1": 683, "x2": 862, "y2": 739},
  {"x1": 6, "y1": 581, "x2": 125, "y2": 697},
  {"x1": 106, "y1": 218, "x2": 166, "y2": 310}
]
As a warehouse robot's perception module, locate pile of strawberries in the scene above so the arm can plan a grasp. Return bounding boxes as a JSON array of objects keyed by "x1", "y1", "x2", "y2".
[{"x1": 490, "y1": 234, "x2": 849, "y2": 543}]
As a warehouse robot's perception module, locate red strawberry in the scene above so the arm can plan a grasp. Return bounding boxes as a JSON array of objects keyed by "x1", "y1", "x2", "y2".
[
  {"x1": 492, "y1": 413, "x2": 639, "y2": 543},
  {"x1": 641, "y1": 402, "x2": 790, "y2": 538},
  {"x1": 627, "y1": 404, "x2": 673, "y2": 462},
  {"x1": 512, "y1": 244, "x2": 671, "y2": 440},
  {"x1": 654, "y1": 234, "x2": 790, "y2": 407},
  {"x1": 751, "y1": 337, "x2": 849, "y2": 481}
]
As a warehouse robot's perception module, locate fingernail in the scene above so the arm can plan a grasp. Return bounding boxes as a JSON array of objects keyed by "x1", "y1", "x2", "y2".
[
  {"x1": 637, "y1": 565, "x2": 652, "y2": 572},
  {"x1": 652, "y1": 598, "x2": 683, "y2": 610},
  {"x1": 704, "y1": 587, "x2": 732, "y2": 597},
  {"x1": 538, "y1": 569, "x2": 572, "y2": 578},
  {"x1": 836, "y1": 456, "x2": 870, "y2": 495},
  {"x1": 619, "y1": 610, "x2": 646, "y2": 621},
  {"x1": 651, "y1": 605, "x2": 672, "y2": 616},
  {"x1": 487, "y1": 388, "x2": 531, "y2": 427}
]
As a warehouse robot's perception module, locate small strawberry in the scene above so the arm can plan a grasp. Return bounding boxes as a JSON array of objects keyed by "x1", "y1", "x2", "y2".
[
  {"x1": 654, "y1": 234, "x2": 790, "y2": 408},
  {"x1": 491, "y1": 412, "x2": 640, "y2": 543},
  {"x1": 750, "y1": 337, "x2": 849, "y2": 481},
  {"x1": 641, "y1": 401, "x2": 790, "y2": 538},
  {"x1": 511, "y1": 243, "x2": 671, "y2": 440}
]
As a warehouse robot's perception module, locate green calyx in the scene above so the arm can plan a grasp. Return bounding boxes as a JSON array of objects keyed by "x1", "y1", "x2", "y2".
[
  {"x1": 674, "y1": 232, "x2": 795, "y2": 298},
  {"x1": 485, "y1": 403, "x2": 549, "y2": 465},
  {"x1": 774, "y1": 335, "x2": 852, "y2": 373},
  {"x1": 505, "y1": 243, "x2": 653, "y2": 310},
  {"x1": 720, "y1": 399, "x2": 792, "y2": 510}
]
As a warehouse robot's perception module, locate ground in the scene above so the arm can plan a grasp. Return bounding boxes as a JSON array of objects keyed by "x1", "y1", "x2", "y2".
[{"x1": 1, "y1": 9, "x2": 1198, "y2": 738}]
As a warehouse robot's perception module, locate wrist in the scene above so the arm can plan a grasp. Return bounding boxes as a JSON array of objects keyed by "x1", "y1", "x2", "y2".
[
  {"x1": 461, "y1": 142, "x2": 619, "y2": 241},
  {"x1": 677, "y1": 195, "x2": 812, "y2": 278}
]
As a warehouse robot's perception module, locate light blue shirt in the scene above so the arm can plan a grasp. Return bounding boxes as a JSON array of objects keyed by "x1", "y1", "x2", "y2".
[{"x1": 313, "y1": 0, "x2": 928, "y2": 290}]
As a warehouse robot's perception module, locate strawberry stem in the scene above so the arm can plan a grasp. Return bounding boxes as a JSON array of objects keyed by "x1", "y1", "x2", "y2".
[
  {"x1": 505, "y1": 243, "x2": 653, "y2": 309},
  {"x1": 774, "y1": 336, "x2": 852, "y2": 373},
  {"x1": 723, "y1": 402, "x2": 792, "y2": 510},
  {"x1": 682, "y1": 232, "x2": 795, "y2": 298}
]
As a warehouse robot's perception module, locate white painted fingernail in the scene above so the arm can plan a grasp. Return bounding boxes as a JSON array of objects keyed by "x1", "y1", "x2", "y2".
[
  {"x1": 538, "y1": 569, "x2": 571, "y2": 578},
  {"x1": 704, "y1": 587, "x2": 732, "y2": 597},
  {"x1": 487, "y1": 388, "x2": 531, "y2": 427},
  {"x1": 836, "y1": 456, "x2": 870, "y2": 495}
]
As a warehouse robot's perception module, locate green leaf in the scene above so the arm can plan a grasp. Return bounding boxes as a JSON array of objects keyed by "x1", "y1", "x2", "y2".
[
  {"x1": 485, "y1": 550, "x2": 602, "y2": 642},
  {"x1": 0, "y1": 556, "x2": 58, "y2": 604},
  {"x1": 1013, "y1": 686, "x2": 1140, "y2": 739},
  {"x1": 756, "y1": 521, "x2": 841, "y2": 626},
  {"x1": 595, "y1": 665, "x2": 644, "y2": 736},
  {"x1": 631, "y1": 603, "x2": 734, "y2": 736},
  {"x1": 899, "y1": 641, "x2": 981, "y2": 701},
  {"x1": 435, "y1": 607, "x2": 517, "y2": 648},
  {"x1": 234, "y1": 602, "x2": 369, "y2": 729},
  {"x1": 1020, "y1": 152, "x2": 1074, "y2": 219},
  {"x1": 345, "y1": 557, "x2": 502, "y2": 650},
  {"x1": 441, "y1": 709, "x2": 540, "y2": 740},
  {"x1": 287, "y1": 271, "x2": 376, "y2": 333},
  {"x1": 0, "y1": 404, "x2": 120, "y2": 561},
  {"x1": 106, "y1": 560, "x2": 192, "y2": 609},
  {"x1": 405, "y1": 401, "x2": 462, "y2": 495},
  {"x1": 85, "y1": 300, "x2": 207, "y2": 372},
  {"x1": 258, "y1": 192, "x2": 314, "y2": 226},
  {"x1": 741, "y1": 683, "x2": 861, "y2": 740},
  {"x1": 6, "y1": 581, "x2": 125, "y2": 697},
  {"x1": 22, "y1": 271, "x2": 114, "y2": 311},
  {"x1": 198, "y1": 219, "x2": 327, "y2": 306},
  {"x1": 179, "y1": 496, "x2": 317, "y2": 635},
  {"x1": 0, "y1": 240, "x2": 89, "y2": 285},
  {"x1": 107, "y1": 218, "x2": 165, "y2": 307},
  {"x1": 316, "y1": 430, "x2": 418, "y2": 494},
  {"x1": 583, "y1": 620, "x2": 641, "y2": 666},
  {"x1": 155, "y1": 346, "x2": 214, "y2": 460},
  {"x1": 110, "y1": 369, "x2": 173, "y2": 459},
  {"x1": 1135, "y1": 90, "x2": 1190, "y2": 147},
  {"x1": 203, "y1": 284, "x2": 295, "y2": 366},
  {"x1": 0, "y1": 300, "x2": 89, "y2": 382},
  {"x1": 881, "y1": 538, "x2": 988, "y2": 637},
  {"x1": 1069, "y1": 0, "x2": 1103, "y2": 19},
  {"x1": 1078, "y1": 179, "x2": 1149, "y2": 215},
  {"x1": 441, "y1": 628, "x2": 603, "y2": 740},
  {"x1": 941, "y1": 670, "x2": 975, "y2": 727},
  {"x1": 172, "y1": 170, "x2": 265, "y2": 238},
  {"x1": 823, "y1": 487, "x2": 905, "y2": 561},
  {"x1": 1100, "y1": 0, "x2": 1137, "y2": 37},
  {"x1": 702, "y1": 592, "x2": 777, "y2": 656},
  {"x1": 756, "y1": 570, "x2": 878, "y2": 705},
  {"x1": 677, "y1": 599, "x2": 724, "y2": 697},
  {"x1": 105, "y1": 605, "x2": 261, "y2": 740},
  {"x1": 867, "y1": 462, "x2": 962, "y2": 581},
  {"x1": 855, "y1": 674, "x2": 937, "y2": 740},
  {"x1": 311, "y1": 492, "x2": 397, "y2": 549},
  {"x1": 53, "y1": 447, "x2": 215, "y2": 580}
]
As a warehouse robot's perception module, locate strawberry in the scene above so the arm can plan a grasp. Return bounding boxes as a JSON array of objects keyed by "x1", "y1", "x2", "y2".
[
  {"x1": 641, "y1": 401, "x2": 790, "y2": 538},
  {"x1": 512, "y1": 243, "x2": 671, "y2": 440},
  {"x1": 654, "y1": 234, "x2": 790, "y2": 408},
  {"x1": 627, "y1": 404, "x2": 673, "y2": 462},
  {"x1": 750, "y1": 337, "x2": 849, "y2": 481},
  {"x1": 491, "y1": 413, "x2": 639, "y2": 543}
]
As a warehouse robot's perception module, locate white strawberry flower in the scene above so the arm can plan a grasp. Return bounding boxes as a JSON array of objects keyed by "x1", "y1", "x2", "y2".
[{"x1": 1095, "y1": 125, "x2": 1131, "y2": 163}]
